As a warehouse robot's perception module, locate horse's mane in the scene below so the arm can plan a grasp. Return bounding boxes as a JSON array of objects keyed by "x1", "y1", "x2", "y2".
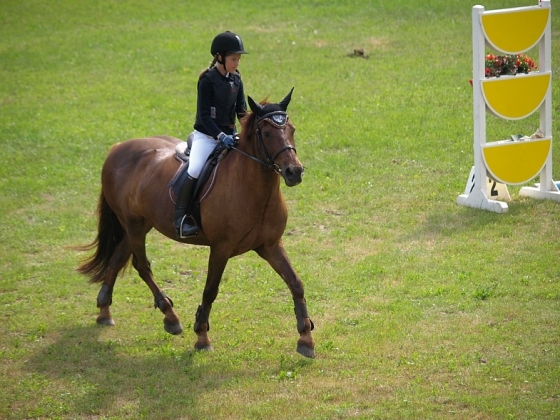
[{"x1": 240, "y1": 109, "x2": 258, "y2": 134}]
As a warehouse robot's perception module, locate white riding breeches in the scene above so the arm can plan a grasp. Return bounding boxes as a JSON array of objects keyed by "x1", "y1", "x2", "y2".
[{"x1": 187, "y1": 130, "x2": 219, "y2": 179}]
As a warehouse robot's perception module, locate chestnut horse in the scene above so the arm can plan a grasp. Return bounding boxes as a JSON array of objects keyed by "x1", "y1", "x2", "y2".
[{"x1": 76, "y1": 89, "x2": 315, "y2": 358}]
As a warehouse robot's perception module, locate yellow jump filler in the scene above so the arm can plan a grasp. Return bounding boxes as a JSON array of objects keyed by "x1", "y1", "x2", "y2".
[{"x1": 457, "y1": 0, "x2": 560, "y2": 213}]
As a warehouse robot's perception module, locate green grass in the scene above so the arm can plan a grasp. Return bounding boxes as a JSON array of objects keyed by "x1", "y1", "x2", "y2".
[{"x1": 1, "y1": 0, "x2": 559, "y2": 419}]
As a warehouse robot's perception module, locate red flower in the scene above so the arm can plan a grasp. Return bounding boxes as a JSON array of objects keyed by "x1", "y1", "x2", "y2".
[
  {"x1": 483, "y1": 53, "x2": 537, "y2": 78},
  {"x1": 471, "y1": 53, "x2": 538, "y2": 85}
]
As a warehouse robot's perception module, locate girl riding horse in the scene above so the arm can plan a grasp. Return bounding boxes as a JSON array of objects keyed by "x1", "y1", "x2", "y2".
[{"x1": 175, "y1": 31, "x2": 248, "y2": 238}]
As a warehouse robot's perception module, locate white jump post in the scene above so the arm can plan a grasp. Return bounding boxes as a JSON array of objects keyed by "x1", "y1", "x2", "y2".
[{"x1": 457, "y1": 0, "x2": 559, "y2": 213}]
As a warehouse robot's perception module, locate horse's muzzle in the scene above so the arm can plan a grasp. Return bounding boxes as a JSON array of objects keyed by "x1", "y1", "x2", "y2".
[{"x1": 282, "y1": 164, "x2": 304, "y2": 187}]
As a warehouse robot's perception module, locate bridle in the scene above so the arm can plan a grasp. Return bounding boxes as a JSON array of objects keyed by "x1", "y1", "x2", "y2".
[{"x1": 232, "y1": 110, "x2": 297, "y2": 175}]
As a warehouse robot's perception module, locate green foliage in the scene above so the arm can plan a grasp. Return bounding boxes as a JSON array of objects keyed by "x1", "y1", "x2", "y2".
[{"x1": 1, "y1": 0, "x2": 559, "y2": 419}]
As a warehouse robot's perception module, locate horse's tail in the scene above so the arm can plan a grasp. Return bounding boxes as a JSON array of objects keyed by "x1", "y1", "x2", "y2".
[{"x1": 75, "y1": 190, "x2": 130, "y2": 284}]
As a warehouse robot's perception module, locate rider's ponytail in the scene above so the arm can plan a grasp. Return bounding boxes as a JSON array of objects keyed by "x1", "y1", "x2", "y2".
[{"x1": 198, "y1": 56, "x2": 218, "y2": 80}]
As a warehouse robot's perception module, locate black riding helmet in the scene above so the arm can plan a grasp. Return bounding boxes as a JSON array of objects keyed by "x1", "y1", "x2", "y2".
[{"x1": 210, "y1": 31, "x2": 248, "y2": 66}]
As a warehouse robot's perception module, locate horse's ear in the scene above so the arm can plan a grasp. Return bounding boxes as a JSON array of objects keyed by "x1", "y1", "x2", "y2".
[
  {"x1": 248, "y1": 95, "x2": 263, "y2": 115},
  {"x1": 279, "y1": 87, "x2": 294, "y2": 111}
]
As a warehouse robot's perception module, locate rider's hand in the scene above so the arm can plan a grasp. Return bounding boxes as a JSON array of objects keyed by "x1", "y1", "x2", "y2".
[{"x1": 218, "y1": 132, "x2": 235, "y2": 149}]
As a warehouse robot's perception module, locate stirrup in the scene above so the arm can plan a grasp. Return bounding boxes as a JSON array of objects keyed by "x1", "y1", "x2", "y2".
[{"x1": 177, "y1": 214, "x2": 198, "y2": 239}]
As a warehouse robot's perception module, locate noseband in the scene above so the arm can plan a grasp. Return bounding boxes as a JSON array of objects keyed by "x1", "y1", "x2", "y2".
[{"x1": 233, "y1": 110, "x2": 297, "y2": 174}]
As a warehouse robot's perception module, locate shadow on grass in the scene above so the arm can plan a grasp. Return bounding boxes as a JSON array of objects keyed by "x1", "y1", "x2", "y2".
[
  {"x1": 413, "y1": 198, "x2": 544, "y2": 239},
  {"x1": 24, "y1": 324, "x2": 234, "y2": 418}
]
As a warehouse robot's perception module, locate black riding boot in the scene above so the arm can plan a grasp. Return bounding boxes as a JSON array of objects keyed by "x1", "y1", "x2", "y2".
[{"x1": 174, "y1": 175, "x2": 199, "y2": 238}]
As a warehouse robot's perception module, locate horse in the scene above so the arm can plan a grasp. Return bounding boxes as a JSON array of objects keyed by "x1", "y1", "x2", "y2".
[{"x1": 76, "y1": 89, "x2": 315, "y2": 358}]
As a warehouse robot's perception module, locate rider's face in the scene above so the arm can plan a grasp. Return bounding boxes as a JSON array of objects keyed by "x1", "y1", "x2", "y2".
[{"x1": 223, "y1": 53, "x2": 241, "y2": 73}]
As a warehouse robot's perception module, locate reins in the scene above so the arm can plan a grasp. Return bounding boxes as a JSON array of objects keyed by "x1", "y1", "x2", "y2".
[{"x1": 232, "y1": 110, "x2": 296, "y2": 175}]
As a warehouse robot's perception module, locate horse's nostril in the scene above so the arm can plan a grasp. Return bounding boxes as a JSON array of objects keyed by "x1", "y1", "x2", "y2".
[{"x1": 283, "y1": 165, "x2": 303, "y2": 186}]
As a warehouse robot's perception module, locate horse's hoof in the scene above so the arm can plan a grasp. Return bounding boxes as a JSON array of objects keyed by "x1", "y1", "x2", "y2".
[
  {"x1": 194, "y1": 343, "x2": 214, "y2": 352},
  {"x1": 164, "y1": 321, "x2": 183, "y2": 335},
  {"x1": 97, "y1": 317, "x2": 115, "y2": 327},
  {"x1": 296, "y1": 343, "x2": 316, "y2": 359}
]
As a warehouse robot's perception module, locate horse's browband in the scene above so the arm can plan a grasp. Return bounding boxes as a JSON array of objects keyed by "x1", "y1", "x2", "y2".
[{"x1": 256, "y1": 111, "x2": 288, "y2": 128}]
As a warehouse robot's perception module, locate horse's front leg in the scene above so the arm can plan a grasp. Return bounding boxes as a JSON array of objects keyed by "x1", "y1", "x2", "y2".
[
  {"x1": 193, "y1": 248, "x2": 229, "y2": 352},
  {"x1": 255, "y1": 242, "x2": 316, "y2": 358}
]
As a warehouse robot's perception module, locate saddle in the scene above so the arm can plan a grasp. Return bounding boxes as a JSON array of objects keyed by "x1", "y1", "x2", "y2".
[{"x1": 167, "y1": 136, "x2": 229, "y2": 229}]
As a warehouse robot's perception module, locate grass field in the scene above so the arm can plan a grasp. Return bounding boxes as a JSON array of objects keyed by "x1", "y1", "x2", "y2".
[{"x1": 1, "y1": 0, "x2": 559, "y2": 419}]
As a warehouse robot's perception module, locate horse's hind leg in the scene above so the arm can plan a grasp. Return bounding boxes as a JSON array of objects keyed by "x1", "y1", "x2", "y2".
[
  {"x1": 95, "y1": 238, "x2": 133, "y2": 327},
  {"x1": 255, "y1": 243, "x2": 316, "y2": 358},
  {"x1": 127, "y1": 228, "x2": 183, "y2": 335}
]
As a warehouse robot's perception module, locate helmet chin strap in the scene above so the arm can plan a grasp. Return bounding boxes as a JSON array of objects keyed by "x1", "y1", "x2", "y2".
[{"x1": 216, "y1": 53, "x2": 231, "y2": 77}]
